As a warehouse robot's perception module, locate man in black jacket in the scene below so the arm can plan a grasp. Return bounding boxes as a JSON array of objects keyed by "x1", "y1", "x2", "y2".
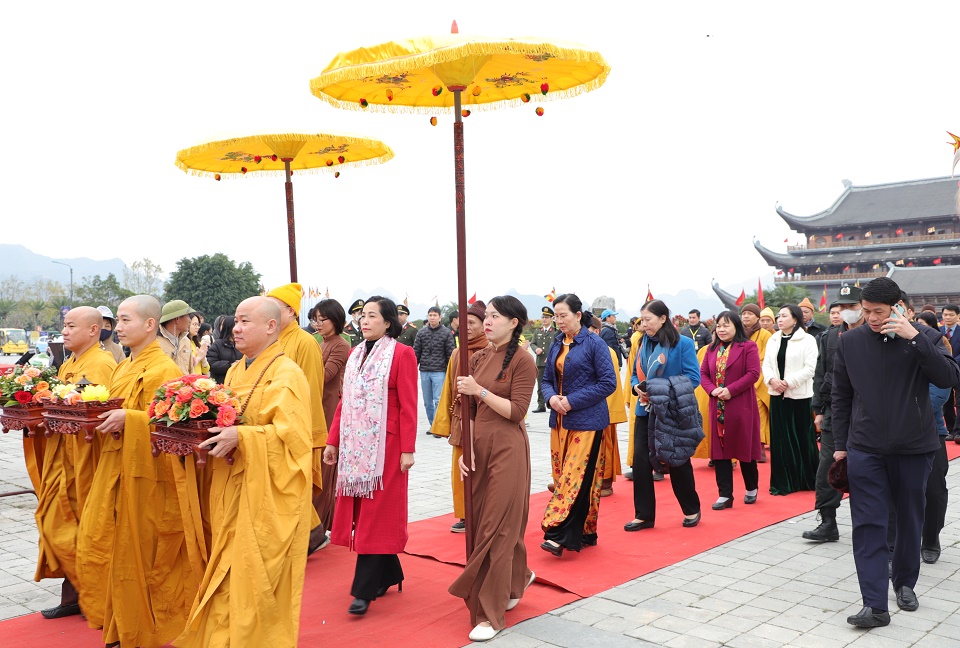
[
  {"x1": 805, "y1": 284, "x2": 865, "y2": 543},
  {"x1": 599, "y1": 309, "x2": 624, "y2": 367},
  {"x1": 832, "y1": 278, "x2": 960, "y2": 628}
]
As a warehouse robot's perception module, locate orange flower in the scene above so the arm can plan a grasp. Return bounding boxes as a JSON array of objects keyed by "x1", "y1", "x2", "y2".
[
  {"x1": 216, "y1": 405, "x2": 237, "y2": 427},
  {"x1": 207, "y1": 389, "x2": 229, "y2": 406},
  {"x1": 33, "y1": 389, "x2": 53, "y2": 403},
  {"x1": 189, "y1": 398, "x2": 209, "y2": 419},
  {"x1": 175, "y1": 385, "x2": 195, "y2": 403},
  {"x1": 14, "y1": 375, "x2": 29, "y2": 386},
  {"x1": 64, "y1": 392, "x2": 82, "y2": 405},
  {"x1": 154, "y1": 399, "x2": 170, "y2": 417},
  {"x1": 35, "y1": 381, "x2": 49, "y2": 392}
]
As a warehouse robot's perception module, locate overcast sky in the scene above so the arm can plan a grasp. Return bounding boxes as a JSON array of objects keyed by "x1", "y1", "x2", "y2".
[{"x1": 4, "y1": 1, "x2": 959, "y2": 312}]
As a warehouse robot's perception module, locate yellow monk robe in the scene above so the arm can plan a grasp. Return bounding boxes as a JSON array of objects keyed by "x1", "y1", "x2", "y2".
[
  {"x1": 624, "y1": 330, "x2": 643, "y2": 466},
  {"x1": 693, "y1": 345, "x2": 712, "y2": 459},
  {"x1": 75, "y1": 341, "x2": 197, "y2": 647},
  {"x1": 431, "y1": 353, "x2": 464, "y2": 519},
  {"x1": 34, "y1": 346, "x2": 116, "y2": 584},
  {"x1": 602, "y1": 347, "x2": 627, "y2": 481},
  {"x1": 750, "y1": 327, "x2": 773, "y2": 445},
  {"x1": 277, "y1": 322, "x2": 327, "y2": 500},
  {"x1": 175, "y1": 342, "x2": 312, "y2": 648},
  {"x1": 22, "y1": 427, "x2": 46, "y2": 495}
]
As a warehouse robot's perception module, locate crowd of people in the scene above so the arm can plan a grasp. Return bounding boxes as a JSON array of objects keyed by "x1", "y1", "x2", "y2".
[{"x1": 9, "y1": 276, "x2": 960, "y2": 645}]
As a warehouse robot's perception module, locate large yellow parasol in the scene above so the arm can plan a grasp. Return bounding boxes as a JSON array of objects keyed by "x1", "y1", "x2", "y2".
[
  {"x1": 311, "y1": 22, "x2": 609, "y2": 556},
  {"x1": 175, "y1": 133, "x2": 393, "y2": 282}
]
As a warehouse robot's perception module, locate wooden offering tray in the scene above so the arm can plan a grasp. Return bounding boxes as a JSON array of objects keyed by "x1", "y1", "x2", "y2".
[
  {"x1": 151, "y1": 419, "x2": 235, "y2": 468},
  {"x1": 0, "y1": 403, "x2": 46, "y2": 437},
  {"x1": 43, "y1": 398, "x2": 125, "y2": 443}
]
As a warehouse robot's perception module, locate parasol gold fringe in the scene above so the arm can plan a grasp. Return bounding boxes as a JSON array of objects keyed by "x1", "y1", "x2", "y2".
[
  {"x1": 177, "y1": 154, "x2": 391, "y2": 180},
  {"x1": 175, "y1": 133, "x2": 394, "y2": 176},
  {"x1": 310, "y1": 38, "x2": 610, "y2": 114}
]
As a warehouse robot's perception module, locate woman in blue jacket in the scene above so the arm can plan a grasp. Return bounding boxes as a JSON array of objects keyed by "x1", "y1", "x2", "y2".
[
  {"x1": 625, "y1": 300, "x2": 703, "y2": 531},
  {"x1": 540, "y1": 293, "x2": 617, "y2": 556}
]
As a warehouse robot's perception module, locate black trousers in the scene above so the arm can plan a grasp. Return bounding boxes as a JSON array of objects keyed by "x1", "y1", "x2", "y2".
[
  {"x1": 813, "y1": 429, "x2": 843, "y2": 515},
  {"x1": 714, "y1": 460, "x2": 758, "y2": 499},
  {"x1": 351, "y1": 554, "x2": 404, "y2": 600},
  {"x1": 943, "y1": 387, "x2": 958, "y2": 433},
  {"x1": 847, "y1": 447, "x2": 934, "y2": 610},
  {"x1": 536, "y1": 365, "x2": 546, "y2": 409},
  {"x1": 632, "y1": 415, "x2": 700, "y2": 521},
  {"x1": 887, "y1": 437, "x2": 950, "y2": 552}
]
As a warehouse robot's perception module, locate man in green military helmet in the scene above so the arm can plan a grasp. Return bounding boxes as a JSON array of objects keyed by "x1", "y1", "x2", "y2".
[
  {"x1": 397, "y1": 303, "x2": 418, "y2": 347},
  {"x1": 343, "y1": 299, "x2": 365, "y2": 347},
  {"x1": 529, "y1": 305, "x2": 557, "y2": 413}
]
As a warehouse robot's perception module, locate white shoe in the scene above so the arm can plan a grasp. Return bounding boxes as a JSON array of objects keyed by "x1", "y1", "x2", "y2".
[
  {"x1": 506, "y1": 570, "x2": 536, "y2": 611},
  {"x1": 469, "y1": 622, "x2": 501, "y2": 642}
]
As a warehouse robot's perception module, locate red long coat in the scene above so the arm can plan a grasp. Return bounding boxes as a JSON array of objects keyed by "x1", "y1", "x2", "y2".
[
  {"x1": 328, "y1": 343, "x2": 418, "y2": 554},
  {"x1": 699, "y1": 340, "x2": 763, "y2": 462}
]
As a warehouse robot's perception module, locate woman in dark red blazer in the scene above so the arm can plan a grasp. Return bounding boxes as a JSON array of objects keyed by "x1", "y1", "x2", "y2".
[
  {"x1": 699, "y1": 311, "x2": 762, "y2": 509},
  {"x1": 324, "y1": 296, "x2": 418, "y2": 616}
]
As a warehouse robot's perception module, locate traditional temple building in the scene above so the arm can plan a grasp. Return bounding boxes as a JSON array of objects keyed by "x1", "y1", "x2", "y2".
[{"x1": 713, "y1": 177, "x2": 960, "y2": 310}]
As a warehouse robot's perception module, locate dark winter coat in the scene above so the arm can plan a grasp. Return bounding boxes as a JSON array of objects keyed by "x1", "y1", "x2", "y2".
[
  {"x1": 542, "y1": 326, "x2": 617, "y2": 431},
  {"x1": 646, "y1": 374, "x2": 704, "y2": 468},
  {"x1": 413, "y1": 323, "x2": 455, "y2": 372},
  {"x1": 207, "y1": 337, "x2": 243, "y2": 384}
]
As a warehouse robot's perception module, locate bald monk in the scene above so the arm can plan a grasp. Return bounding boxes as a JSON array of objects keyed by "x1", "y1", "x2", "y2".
[
  {"x1": 266, "y1": 283, "x2": 329, "y2": 552},
  {"x1": 75, "y1": 295, "x2": 197, "y2": 647},
  {"x1": 35, "y1": 307, "x2": 116, "y2": 619},
  {"x1": 175, "y1": 297, "x2": 312, "y2": 647}
]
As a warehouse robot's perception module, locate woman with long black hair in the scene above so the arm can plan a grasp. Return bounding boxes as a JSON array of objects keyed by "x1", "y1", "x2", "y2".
[
  {"x1": 449, "y1": 296, "x2": 538, "y2": 642},
  {"x1": 540, "y1": 293, "x2": 617, "y2": 556},
  {"x1": 626, "y1": 299, "x2": 703, "y2": 531}
]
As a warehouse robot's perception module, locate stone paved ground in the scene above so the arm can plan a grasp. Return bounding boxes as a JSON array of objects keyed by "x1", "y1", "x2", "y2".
[{"x1": 1, "y1": 354, "x2": 958, "y2": 647}]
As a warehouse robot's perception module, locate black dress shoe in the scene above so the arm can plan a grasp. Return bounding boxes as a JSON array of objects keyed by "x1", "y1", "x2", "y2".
[
  {"x1": 540, "y1": 541, "x2": 563, "y2": 557},
  {"x1": 847, "y1": 606, "x2": 890, "y2": 627},
  {"x1": 921, "y1": 544, "x2": 941, "y2": 564},
  {"x1": 533, "y1": 407, "x2": 546, "y2": 413},
  {"x1": 712, "y1": 498, "x2": 733, "y2": 510},
  {"x1": 624, "y1": 520, "x2": 654, "y2": 532},
  {"x1": 375, "y1": 580, "x2": 403, "y2": 598},
  {"x1": 896, "y1": 586, "x2": 919, "y2": 611},
  {"x1": 744, "y1": 493, "x2": 757, "y2": 505},
  {"x1": 348, "y1": 598, "x2": 370, "y2": 615},
  {"x1": 682, "y1": 511, "x2": 701, "y2": 528},
  {"x1": 624, "y1": 470, "x2": 633, "y2": 481},
  {"x1": 40, "y1": 602, "x2": 81, "y2": 619},
  {"x1": 652, "y1": 471, "x2": 664, "y2": 482}
]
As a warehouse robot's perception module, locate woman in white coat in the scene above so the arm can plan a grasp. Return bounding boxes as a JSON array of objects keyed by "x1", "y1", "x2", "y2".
[{"x1": 763, "y1": 304, "x2": 819, "y2": 495}]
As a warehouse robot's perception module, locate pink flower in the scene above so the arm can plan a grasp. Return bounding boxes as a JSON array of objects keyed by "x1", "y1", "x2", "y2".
[
  {"x1": 216, "y1": 405, "x2": 237, "y2": 427},
  {"x1": 175, "y1": 385, "x2": 195, "y2": 403}
]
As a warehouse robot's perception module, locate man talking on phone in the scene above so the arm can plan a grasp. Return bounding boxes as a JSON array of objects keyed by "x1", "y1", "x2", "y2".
[{"x1": 831, "y1": 277, "x2": 960, "y2": 628}]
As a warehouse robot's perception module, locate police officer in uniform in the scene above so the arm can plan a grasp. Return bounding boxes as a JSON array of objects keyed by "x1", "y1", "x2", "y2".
[
  {"x1": 397, "y1": 303, "x2": 418, "y2": 346},
  {"x1": 528, "y1": 306, "x2": 557, "y2": 413},
  {"x1": 343, "y1": 299, "x2": 365, "y2": 347}
]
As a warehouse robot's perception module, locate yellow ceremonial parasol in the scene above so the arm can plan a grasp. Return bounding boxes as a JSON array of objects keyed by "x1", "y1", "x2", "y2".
[
  {"x1": 175, "y1": 133, "x2": 393, "y2": 282},
  {"x1": 310, "y1": 22, "x2": 609, "y2": 556}
]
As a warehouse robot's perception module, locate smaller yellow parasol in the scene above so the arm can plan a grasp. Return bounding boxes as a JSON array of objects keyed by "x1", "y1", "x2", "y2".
[{"x1": 176, "y1": 133, "x2": 393, "y2": 281}]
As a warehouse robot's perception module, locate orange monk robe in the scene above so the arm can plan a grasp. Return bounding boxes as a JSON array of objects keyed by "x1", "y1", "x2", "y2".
[
  {"x1": 277, "y1": 322, "x2": 327, "y2": 502},
  {"x1": 602, "y1": 347, "x2": 627, "y2": 481},
  {"x1": 624, "y1": 330, "x2": 643, "y2": 466},
  {"x1": 175, "y1": 342, "x2": 312, "y2": 648},
  {"x1": 749, "y1": 328, "x2": 773, "y2": 445},
  {"x1": 693, "y1": 345, "x2": 712, "y2": 459},
  {"x1": 431, "y1": 353, "x2": 464, "y2": 518},
  {"x1": 75, "y1": 341, "x2": 197, "y2": 647},
  {"x1": 34, "y1": 346, "x2": 116, "y2": 584}
]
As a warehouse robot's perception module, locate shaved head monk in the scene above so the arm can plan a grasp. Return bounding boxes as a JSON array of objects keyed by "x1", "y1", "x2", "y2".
[
  {"x1": 34, "y1": 306, "x2": 117, "y2": 620},
  {"x1": 75, "y1": 295, "x2": 198, "y2": 647},
  {"x1": 176, "y1": 296, "x2": 313, "y2": 647}
]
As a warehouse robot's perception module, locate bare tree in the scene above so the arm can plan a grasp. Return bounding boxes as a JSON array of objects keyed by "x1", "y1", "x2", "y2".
[{"x1": 123, "y1": 258, "x2": 164, "y2": 297}]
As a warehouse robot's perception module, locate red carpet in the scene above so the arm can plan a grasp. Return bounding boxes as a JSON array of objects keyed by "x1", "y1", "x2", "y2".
[{"x1": 5, "y1": 443, "x2": 959, "y2": 647}]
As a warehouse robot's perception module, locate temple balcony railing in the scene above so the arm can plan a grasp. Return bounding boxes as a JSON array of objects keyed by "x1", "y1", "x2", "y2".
[
  {"x1": 787, "y1": 232, "x2": 960, "y2": 251},
  {"x1": 774, "y1": 271, "x2": 887, "y2": 283}
]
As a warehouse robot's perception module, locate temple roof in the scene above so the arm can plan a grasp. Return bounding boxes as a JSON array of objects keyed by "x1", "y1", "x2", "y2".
[
  {"x1": 754, "y1": 240, "x2": 960, "y2": 267},
  {"x1": 711, "y1": 281, "x2": 741, "y2": 311},
  {"x1": 776, "y1": 177, "x2": 959, "y2": 230},
  {"x1": 888, "y1": 265, "x2": 960, "y2": 297}
]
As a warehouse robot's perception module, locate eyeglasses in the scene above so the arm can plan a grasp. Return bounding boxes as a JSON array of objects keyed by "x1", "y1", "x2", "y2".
[{"x1": 311, "y1": 317, "x2": 329, "y2": 325}]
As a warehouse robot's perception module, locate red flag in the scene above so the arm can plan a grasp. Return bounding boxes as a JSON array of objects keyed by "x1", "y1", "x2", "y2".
[
  {"x1": 544, "y1": 287, "x2": 556, "y2": 303},
  {"x1": 757, "y1": 279, "x2": 765, "y2": 310},
  {"x1": 468, "y1": 293, "x2": 477, "y2": 305},
  {"x1": 735, "y1": 289, "x2": 745, "y2": 307},
  {"x1": 835, "y1": 232, "x2": 844, "y2": 240},
  {"x1": 843, "y1": 265, "x2": 850, "y2": 272},
  {"x1": 819, "y1": 285, "x2": 827, "y2": 313},
  {"x1": 788, "y1": 267, "x2": 795, "y2": 273},
  {"x1": 783, "y1": 238, "x2": 788, "y2": 243},
  {"x1": 646, "y1": 285, "x2": 654, "y2": 302},
  {"x1": 895, "y1": 228, "x2": 904, "y2": 235},
  {"x1": 908, "y1": 261, "x2": 914, "y2": 266},
  {"x1": 934, "y1": 257, "x2": 942, "y2": 265}
]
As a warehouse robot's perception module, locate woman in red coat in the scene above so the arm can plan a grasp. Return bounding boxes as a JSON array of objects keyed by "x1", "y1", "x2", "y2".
[
  {"x1": 699, "y1": 311, "x2": 762, "y2": 510},
  {"x1": 323, "y1": 296, "x2": 418, "y2": 616}
]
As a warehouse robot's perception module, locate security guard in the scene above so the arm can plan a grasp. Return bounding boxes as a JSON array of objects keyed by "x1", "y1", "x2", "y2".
[
  {"x1": 397, "y1": 303, "x2": 418, "y2": 346},
  {"x1": 343, "y1": 299, "x2": 365, "y2": 347},
  {"x1": 529, "y1": 306, "x2": 557, "y2": 413}
]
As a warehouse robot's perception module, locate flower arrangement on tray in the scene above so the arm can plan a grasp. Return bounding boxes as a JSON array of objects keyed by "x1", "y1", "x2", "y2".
[
  {"x1": 149, "y1": 375, "x2": 241, "y2": 467},
  {"x1": 0, "y1": 365, "x2": 61, "y2": 436},
  {"x1": 42, "y1": 379, "x2": 124, "y2": 442}
]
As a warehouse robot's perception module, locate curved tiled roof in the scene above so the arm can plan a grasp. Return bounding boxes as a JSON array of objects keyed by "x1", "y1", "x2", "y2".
[
  {"x1": 754, "y1": 240, "x2": 960, "y2": 268},
  {"x1": 777, "y1": 177, "x2": 959, "y2": 230}
]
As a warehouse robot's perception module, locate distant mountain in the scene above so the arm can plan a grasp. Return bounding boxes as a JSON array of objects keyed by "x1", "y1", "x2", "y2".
[{"x1": 0, "y1": 244, "x2": 128, "y2": 285}]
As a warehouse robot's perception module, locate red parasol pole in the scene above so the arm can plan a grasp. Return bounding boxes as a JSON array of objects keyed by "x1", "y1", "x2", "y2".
[
  {"x1": 283, "y1": 158, "x2": 298, "y2": 282},
  {"x1": 452, "y1": 87, "x2": 474, "y2": 559}
]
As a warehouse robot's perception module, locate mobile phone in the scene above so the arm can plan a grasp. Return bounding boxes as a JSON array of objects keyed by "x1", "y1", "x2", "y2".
[{"x1": 886, "y1": 304, "x2": 905, "y2": 339}]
